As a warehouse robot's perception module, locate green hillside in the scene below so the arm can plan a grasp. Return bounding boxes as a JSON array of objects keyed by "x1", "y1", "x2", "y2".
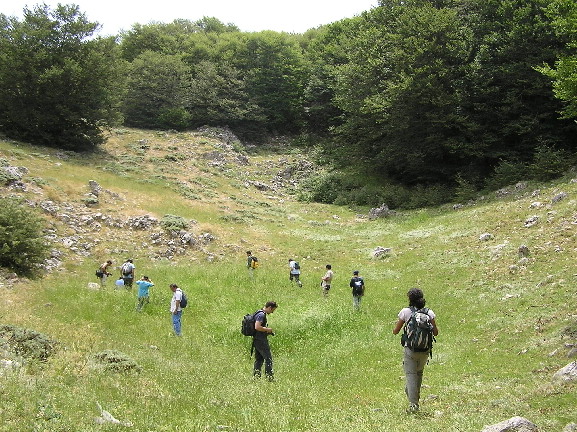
[{"x1": 0, "y1": 128, "x2": 576, "y2": 431}]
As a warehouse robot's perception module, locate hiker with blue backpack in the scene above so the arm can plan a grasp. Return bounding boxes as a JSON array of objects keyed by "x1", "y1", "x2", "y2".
[{"x1": 392, "y1": 288, "x2": 439, "y2": 414}]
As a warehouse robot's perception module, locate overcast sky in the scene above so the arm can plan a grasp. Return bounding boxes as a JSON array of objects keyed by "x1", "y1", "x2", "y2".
[{"x1": 3, "y1": 0, "x2": 378, "y2": 35}]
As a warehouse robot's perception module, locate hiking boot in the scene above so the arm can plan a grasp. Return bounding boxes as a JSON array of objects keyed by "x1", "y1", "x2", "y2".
[
  {"x1": 406, "y1": 403, "x2": 419, "y2": 414},
  {"x1": 266, "y1": 374, "x2": 274, "y2": 382}
]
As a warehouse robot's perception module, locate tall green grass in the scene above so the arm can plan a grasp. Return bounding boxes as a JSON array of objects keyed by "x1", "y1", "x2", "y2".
[{"x1": 1, "y1": 132, "x2": 576, "y2": 431}]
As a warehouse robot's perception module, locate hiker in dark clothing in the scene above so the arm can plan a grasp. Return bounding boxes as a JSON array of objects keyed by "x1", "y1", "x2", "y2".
[{"x1": 252, "y1": 301, "x2": 278, "y2": 381}]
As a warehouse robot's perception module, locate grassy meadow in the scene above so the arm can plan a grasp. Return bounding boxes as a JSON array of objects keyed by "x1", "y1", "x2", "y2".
[{"x1": 0, "y1": 129, "x2": 576, "y2": 431}]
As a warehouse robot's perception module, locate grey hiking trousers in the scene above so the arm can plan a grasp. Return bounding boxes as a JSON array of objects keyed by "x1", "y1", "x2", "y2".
[{"x1": 403, "y1": 347, "x2": 430, "y2": 406}]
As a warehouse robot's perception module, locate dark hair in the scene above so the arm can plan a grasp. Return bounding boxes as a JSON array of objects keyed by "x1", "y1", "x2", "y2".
[
  {"x1": 246, "y1": 250, "x2": 252, "y2": 255},
  {"x1": 407, "y1": 288, "x2": 426, "y2": 308},
  {"x1": 170, "y1": 283, "x2": 178, "y2": 289},
  {"x1": 265, "y1": 301, "x2": 278, "y2": 309},
  {"x1": 326, "y1": 264, "x2": 332, "y2": 269}
]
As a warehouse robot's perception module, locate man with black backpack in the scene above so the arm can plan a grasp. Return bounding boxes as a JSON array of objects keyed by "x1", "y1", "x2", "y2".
[
  {"x1": 252, "y1": 301, "x2": 278, "y2": 381},
  {"x1": 349, "y1": 270, "x2": 365, "y2": 310},
  {"x1": 392, "y1": 288, "x2": 439, "y2": 414}
]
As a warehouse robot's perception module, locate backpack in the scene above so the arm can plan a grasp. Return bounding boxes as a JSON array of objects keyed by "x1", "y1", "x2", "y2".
[
  {"x1": 402, "y1": 307, "x2": 435, "y2": 354},
  {"x1": 179, "y1": 290, "x2": 188, "y2": 308},
  {"x1": 352, "y1": 277, "x2": 364, "y2": 296},
  {"x1": 241, "y1": 310, "x2": 261, "y2": 336},
  {"x1": 293, "y1": 261, "x2": 300, "y2": 270},
  {"x1": 250, "y1": 257, "x2": 259, "y2": 269},
  {"x1": 121, "y1": 262, "x2": 132, "y2": 276},
  {"x1": 95, "y1": 270, "x2": 104, "y2": 278}
]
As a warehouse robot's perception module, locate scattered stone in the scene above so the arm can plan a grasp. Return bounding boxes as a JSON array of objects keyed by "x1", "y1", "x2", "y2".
[
  {"x1": 87, "y1": 282, "x2": 100, "y2": 290},
  {"x1": 479, "y1": 233, "x2": 493, "y2": 241},
  {"x1": 553, "y1": 361, "x2": 577, "y2": 382},
  {"x1": 372, "y1": 246, "x2": 392, "y2": 258},
  {"x1": 94, "y1": 402, "x2": 133, "y2": 427},
  {"x1": 564, "y1": 423, "x2": 577, "y2": 432},
  {"x1": 524, "y1": 216, "x2": 539, "y2": 227},
  {"x1": 552, "y1": 192, "x2": 568, "y2": 203},
  {"x1": 529, "y1": 202, "x2": 542, "y2": 209},
  {"x1": 481, "y1": 416, "x2": 538, "y2": 432},
  {"x1": 518, "y1": 245, "x2": 530, "y2": 257},
  {"x1": 368, "y1": 204, "x2": 395, "y2": 219}
]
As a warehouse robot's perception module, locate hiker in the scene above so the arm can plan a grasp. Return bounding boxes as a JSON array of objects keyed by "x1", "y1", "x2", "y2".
[
  {"x1": 246, "y1": 250, "x2": 258, "y2": 274},
  {"x1": 120, "y1": 259, "x2": 135, "y2": 288},
  {"x1": 321, "y1": 264, "x2": 334, "y2": 297},
  {"x1": 349, "y1": 270, "x2": 365, "y2": 310},
  {"x1": 169, "y1": 283, "x2": 184, "y2": 336},
  {"x1": 288, "y1": 258, "x2": 302, "y2": 287},
  {"x1": 392, "y1": 288, "x2": 439, "y2": 414},
  {"x1": 252, "y1": 301, "x2": 278, "y2": 381},
  {"x1": 135, "y1": 275, "x2": 154, "y2": 312},
  {"x1": 96, "y1": 260, "x2": 113, "y2": 286}
]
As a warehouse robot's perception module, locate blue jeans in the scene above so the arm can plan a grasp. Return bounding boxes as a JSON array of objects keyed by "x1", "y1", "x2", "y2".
[{"x1": 172, "y1": 310, "x2": 182, "y2": 336}]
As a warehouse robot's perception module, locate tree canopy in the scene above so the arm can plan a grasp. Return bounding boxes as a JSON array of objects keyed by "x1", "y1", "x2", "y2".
[{"x1": 1, "y1": 1, "x2": 577, "y2": 205}]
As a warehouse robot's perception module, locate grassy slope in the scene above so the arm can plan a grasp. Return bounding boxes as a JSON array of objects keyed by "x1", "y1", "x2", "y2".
[{"x1": 0, "y1": 129, "x2": 576, "y2": 431}]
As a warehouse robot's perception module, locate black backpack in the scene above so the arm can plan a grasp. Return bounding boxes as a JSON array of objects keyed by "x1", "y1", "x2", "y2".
[
  {"x1": 179, "y1": 290, "x2": 188, "y2": 308},
  {"x1": 351, "y1": 277, "x2": 364, "y2": 296},
  {"x1": 402, "y1": 307, "x2": 435, "y2": 354},
  {"x1": 241, "y1": 310, "x2": 261, "y2": 336},
  {"x1": 293, "y1": 261, "x2": 300, "y2": 270}
]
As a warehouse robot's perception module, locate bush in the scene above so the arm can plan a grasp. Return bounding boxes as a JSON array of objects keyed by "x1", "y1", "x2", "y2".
[
  {"x1": 0, "y1": 197, "x2": 51, "y2": 276},
  {"x1": 0, "y1": 325, "x2": 58, "y2": 361},
  {"x1": 160, "y1": 214, "x2": 188, "y2": 232},
  {"x1": 485, "y1": 160, "x2": 528, "y2": 190},
  {"x1": 529, "y1": 146, "x2": 574, "y2": 182}
]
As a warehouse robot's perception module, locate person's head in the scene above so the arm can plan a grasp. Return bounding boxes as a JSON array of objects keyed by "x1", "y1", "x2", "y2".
[
  {"x1": 407, "y1": 288, "x2": 426, "y2": 308},
  {"x1": 326, "y1": 264, "x2": 332, "y2": 270},
  {"x1": 353, "y1": 270, "x2": 359, "y2": 276},
  {"x1": 246, "y1": 250, "x2": 252, "y2": 256},
  {"x1": 106, "y1": 260, "x2": 112, "y2": 264},
  {"x1": 263, "y1": 301, "x2": 278, "y2": 314},
  {"x1": 170, "y1": 283, "x2": 178, "y2": 292},
  {"x1": 142, "y1": 275, "x2": 149, "y2": 281},
  {"x1": 126, "y1": 259, "x2": 133, "y2": 263},
  {"x1": 288, "y1": 258, "x2": 293, "y2": 262}
]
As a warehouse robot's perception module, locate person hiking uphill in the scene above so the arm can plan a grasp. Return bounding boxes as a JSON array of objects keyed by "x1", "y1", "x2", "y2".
[{"x1": 392, "y1": 288, "x2": 439, "y2": 414}]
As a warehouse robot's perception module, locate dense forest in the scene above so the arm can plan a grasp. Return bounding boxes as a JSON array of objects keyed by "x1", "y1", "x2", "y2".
[{"x1": 1, "y1": 0, "x2": 577, "y2": 208}]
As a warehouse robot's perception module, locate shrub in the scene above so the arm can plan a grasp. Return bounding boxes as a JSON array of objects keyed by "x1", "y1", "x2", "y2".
[
  {"x1": 0, "y1": 325, "x2": 58, "y2": 361},
  {"x1": 485, "y1": 160, "x2": 528, "y2": 190},
  {"x1": 160, "y1": 214, "x2": 188, "y2": 232},
  {"x1": 90, "y1": 350, "x2": 142, "y2": 373},
  {"x1": 0, "y1": 197, "x2": 51, "y2": 276},
  {"x1": 529, "y1": 146, "x2": 574, "y2": 181}
]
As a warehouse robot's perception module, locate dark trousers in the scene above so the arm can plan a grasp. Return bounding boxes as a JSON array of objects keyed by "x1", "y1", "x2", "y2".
[{"x1": 253, "y1": 338, "x2": 273, "y2": 378}]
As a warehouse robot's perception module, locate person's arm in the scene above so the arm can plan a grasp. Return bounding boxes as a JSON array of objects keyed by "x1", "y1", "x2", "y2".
[
  {"x1": 431, "y1": 318, "x2": 439, "y2": 336},
  {"x1": 392, "y1": 319, "x2": 404, "y2": 335},
  {"x1": 255, "y1": 318, "x2": 272, "y2": 334}
]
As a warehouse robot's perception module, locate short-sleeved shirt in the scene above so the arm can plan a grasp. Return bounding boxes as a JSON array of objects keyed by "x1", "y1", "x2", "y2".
[
  {"x1": 289, "y1": 260, "x2": 300, "y2": 275},
  {"x1": 171, "y1": 289, "x2": 183, "y2": 313},
  {"x1": 136, "y1": 280, "x2": 154, "y2": 297},
  {"x1": 253, "y1": 310, "x2": 268, "y2": 340},
  {"x1": 322, "y1": 270, "x2": 334, "y2": 287},
  {"x1": 398, "y1": 307, "x2": 436, "y2": 323},
  {"x1": 350, "y1": 276, "x2": 364, "y2": 295}
]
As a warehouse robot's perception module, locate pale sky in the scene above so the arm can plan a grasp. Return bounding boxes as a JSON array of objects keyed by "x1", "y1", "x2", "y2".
[{"x1": 3, "y1": 1, "x2": 378, "y2": 35}]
